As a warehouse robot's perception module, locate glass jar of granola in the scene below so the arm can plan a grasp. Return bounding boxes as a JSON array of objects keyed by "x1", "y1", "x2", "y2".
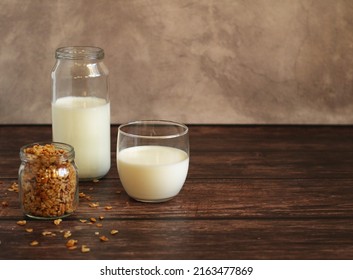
[{"x1": 18, "y1": 142, "x2": 79, "y2": 219}]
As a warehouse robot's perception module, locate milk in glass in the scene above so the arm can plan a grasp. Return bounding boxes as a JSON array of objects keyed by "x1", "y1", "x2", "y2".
[{"x1": 118, "y1": 145, "x2": 189, "y2": 201}]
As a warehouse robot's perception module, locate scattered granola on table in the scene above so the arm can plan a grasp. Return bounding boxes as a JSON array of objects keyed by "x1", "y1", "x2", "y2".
[
  {"x1": 81, "y1": 245, "x2": 90, "y2": 253},
  {"x1": 17, "y1": 220, "x2": 27, "y2": 226},
  {"x1": 63, "y1": 230, "x2": 72, "y2": 238},
  {"x1": 53, "y1": 218, "x2": 62, "y2": 225},
  {"x1": 66, "y1": 239, "x2": 78, "y2": 249},
  {"x1": 8, "y1": 182, "x2": 19, "y2": 192},
  {"x1": 30, "y1": 240, "x2": 39, "y2": 246},
  {"x1": 99, "y1": 235, "x2": 109, "y2": 242}
]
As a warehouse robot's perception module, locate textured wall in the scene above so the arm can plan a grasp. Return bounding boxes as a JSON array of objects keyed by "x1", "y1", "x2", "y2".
[{"x1": 1, "y1": 0, "x2": 353, "y2": 124}]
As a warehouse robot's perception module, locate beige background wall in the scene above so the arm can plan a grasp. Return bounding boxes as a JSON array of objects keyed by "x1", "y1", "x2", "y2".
[{"x1": 1, "y1": 0, "x2": 353, "y2": 124}]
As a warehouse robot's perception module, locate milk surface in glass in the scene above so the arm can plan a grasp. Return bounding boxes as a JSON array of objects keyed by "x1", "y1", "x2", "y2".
[
  {"x1": 52, "y1": 96, "x2": 110, "y2": 179},
  {"x1": 117, "y1": 145, "x2": 189, "y2": 201}
]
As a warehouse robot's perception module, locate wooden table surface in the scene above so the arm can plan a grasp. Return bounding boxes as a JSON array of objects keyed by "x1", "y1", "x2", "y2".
[{"x1": 1, "y1": 125, "x2": 353, "y2": 260}]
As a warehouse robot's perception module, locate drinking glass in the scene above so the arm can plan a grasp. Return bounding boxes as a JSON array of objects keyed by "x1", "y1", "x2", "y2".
[{"x1": 117, "y1": 120, "x2": 189, "y2": 202}]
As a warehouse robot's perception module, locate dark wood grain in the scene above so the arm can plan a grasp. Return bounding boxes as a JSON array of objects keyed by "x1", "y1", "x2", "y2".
[
  {"x1": 1, "y1": 125, "x2": 353, "y2": 260},
  {"x1": 1, "y1": 218, "x2": 353, "y2": 260}
]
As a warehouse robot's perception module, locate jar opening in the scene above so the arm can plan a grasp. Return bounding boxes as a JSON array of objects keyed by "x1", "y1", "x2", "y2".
[
  {"x1": 55, "y1": 46, "x2": 104, "y2": 60},
  {"x1": 20, "y1": 142, "x2": 75, "y2": 162}
]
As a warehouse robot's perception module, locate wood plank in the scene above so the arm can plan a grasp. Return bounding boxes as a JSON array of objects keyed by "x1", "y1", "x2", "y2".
[
  {"x1": 1, "y1": 218, "x2": 353, "y2": 260},
  {"x1": 189, "y1": 125, "x2": 353, "y2": 152},
  {"x1": 2, "y1": 178, "x2": 353, "y2": 219},
  {"x1": 2, "y1": 125, "x2": 353, "y2": 153},
  {"x1": 188, "y1": 151, "x2": 353, "y2": 179},
  {"x1": 2, "y1": 150, "x2": 353, "y2": 180},
  {"x1": 0, "y1": 125, "x2": 52, "y2": 152},
  {"x1": 2, "y1": 125, "x2": 353, "y2": 180}
]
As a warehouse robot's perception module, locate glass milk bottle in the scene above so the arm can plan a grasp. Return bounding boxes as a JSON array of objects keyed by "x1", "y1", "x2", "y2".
[{"x1": 51, "y1": 46, "x2": 110, "y2": 180}]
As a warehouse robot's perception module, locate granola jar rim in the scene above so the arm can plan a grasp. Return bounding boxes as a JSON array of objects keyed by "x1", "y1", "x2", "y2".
[{"x1": 19, "y1": 142, "x2": 75, "y2": 162}]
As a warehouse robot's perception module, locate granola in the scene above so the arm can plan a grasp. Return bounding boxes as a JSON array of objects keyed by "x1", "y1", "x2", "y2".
[{"x1": 19, "y1": 143, "x2": 78, "y2": 218}]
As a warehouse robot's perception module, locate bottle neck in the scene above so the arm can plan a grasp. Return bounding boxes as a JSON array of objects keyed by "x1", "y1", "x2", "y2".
[{"x1": 55, "y1": 46, "x2": 104, "y2": 60}]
